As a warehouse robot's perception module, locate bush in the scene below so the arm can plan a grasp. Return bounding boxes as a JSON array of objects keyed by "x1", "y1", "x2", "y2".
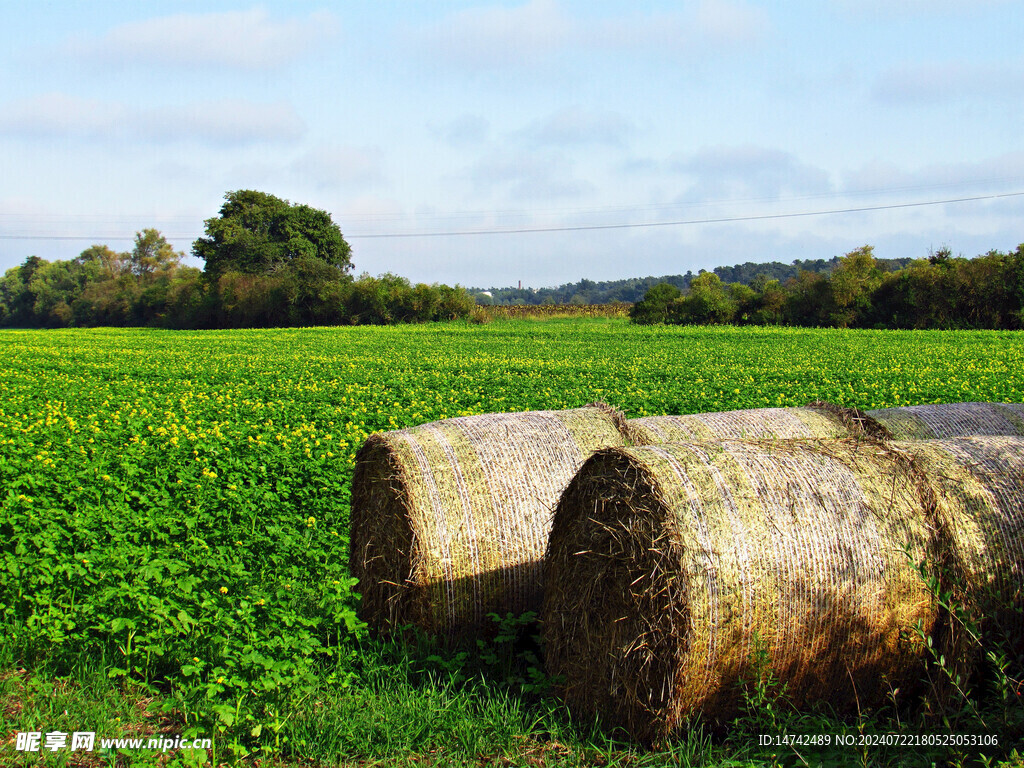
[{"x1": 630, "y1": 282, "x2": 681, "y2": 324}]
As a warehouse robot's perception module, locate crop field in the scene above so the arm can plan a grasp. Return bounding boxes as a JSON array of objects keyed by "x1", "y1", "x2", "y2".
[{"x1": 2, "y1": 319, "x2": 1023, "y2": 767}]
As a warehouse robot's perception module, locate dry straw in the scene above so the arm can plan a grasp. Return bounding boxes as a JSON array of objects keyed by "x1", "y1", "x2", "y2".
[
  {"x1": 542, "y1": 438, "x2": 938, "y2": 744},
  {"x1": 627, "y1": 402, "x2": 1024, "y2": 446},
  {"x1": 895, "y1": 436, "x2": 1024, "y2": 662},
  {"x1": 350, "y1": 403, "x2": 630, "y2": 636},
  {"x1": 867, "y1": 402, "x2": 1024, "y2": 439},
  {"x1": 627, "y1": 403, "x2": 890, "y2": 444}
]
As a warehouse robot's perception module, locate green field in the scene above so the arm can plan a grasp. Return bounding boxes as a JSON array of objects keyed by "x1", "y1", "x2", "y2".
[{"x1": 2, "y1": 320, "x2": 1023, "y2": 766}]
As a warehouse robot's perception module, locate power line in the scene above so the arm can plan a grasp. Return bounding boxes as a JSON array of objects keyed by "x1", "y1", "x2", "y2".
[
  {"x1": 0, "y1": 233, "x2": 166, "y2": 242},
  {"x1": 0, "y1": 189, "x2": 1021, "y2": 243},
  {"x1": 2, "y1": 174, "x2": 1017, "y2": 224},
  {"x1": 347, "y1": 190, "x2": 1024, "y2": 238}
]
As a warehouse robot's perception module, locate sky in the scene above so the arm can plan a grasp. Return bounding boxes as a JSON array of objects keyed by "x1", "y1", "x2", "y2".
[{"x1": 1, "y1": 1, "x2": 1022, "y2": 289}]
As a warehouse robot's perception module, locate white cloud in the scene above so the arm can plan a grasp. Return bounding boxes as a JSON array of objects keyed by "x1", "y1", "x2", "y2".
[
  {"x1": 670, "y1": 145, "x2": 834, "y2": 201},
  {"x1": 831, "y1": 0, "x2": 1011, "y2": 17},
  {"x1": 416, "y1": 0, "x2": 570, "y2": 68},
  {"x1": 291, "y1": 146, "x2": 385, "y2": 190},
  {"x1": 469, "y1": 150, "x2": 592, "y2": 200},
  {"x1": 343, "y1": 195, "x2": 406, "y2": 221},
  {"x1": 0, "y1": 93, "x2": 305, "y2": 145},
  {"x1": 692, "y1": 0, "x2": 770, "y2": 46},
  {"x1": 519, "y1": 107, "x2": 635, "y2": 148},
  {"x1": 431, "y1": 114, "x2": 490, "y2": 147},
  {"x1": 841, "y1": 154, "x2": 1024, "y2": 194},
  {"x1": 68, "y1": 7, "x2": 340, "y2": 69},
  {"x1": 414, "y1": 0, "x2": 769, "y2": 68},
  {"x1": 584, "y1": 2, "x2": 769, "y2": 52},
  {"x1": 872, "y1": 60, "x2": 1024, "y2": 104},
  {"x1": 144, "y1": 100, "x2": 304, "y2": 144},
  {"x1": 0, "y1": 93, "x2": 123, "y2": 139}
]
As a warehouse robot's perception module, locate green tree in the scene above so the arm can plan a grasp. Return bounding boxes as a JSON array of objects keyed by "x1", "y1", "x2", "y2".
[
  {"x1": 784, "y1": 269, "x2": 830, "y2": 326},
  {"x1": 630, "y1": 282, "x2": 681, "y2": 324},
  {"x1": 194, "y1": 190, "x2": 352, "y2": 279},
  {"x1": 676, "y1": 272, "x2": 737, "y2": 325},
  {"x1": 829, "y1": 245, "x2": 881, "y2": 327},
  {"x1": 129, "y1": 229, "x2": 182, "y2": 283},
  {"x1": 751, "y1": 278, "x2": 788, "y2": 325},
  {"x1": 76, "y1": 244, "x2": 127, "y2": 278},
  {"x1": 729, "y1": 282, "x2": 757, "y2": 323},
  {"x1": 1007, "y1": 244, "x2": 1024, "y2": 328}
]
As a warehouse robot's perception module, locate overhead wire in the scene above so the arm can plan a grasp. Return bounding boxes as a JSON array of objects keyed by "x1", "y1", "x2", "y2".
[{"x1": 0, "y1": 188, "x2": 1021, "y2": 242}]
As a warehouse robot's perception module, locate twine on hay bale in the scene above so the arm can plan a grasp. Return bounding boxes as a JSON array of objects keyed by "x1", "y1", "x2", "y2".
[
  {"x1": 867, "y1": 402, "x2": 1024, "y2": 440},
  {"x1": 350, "y1": 403, "x2": 630, "y2": 636},
  {"x1": 627, "y1": 403, "x2": 890, "y2": 444},
  {"x1": 627, "y1": 402, "x2": 1024, "y2": 446},
  {"x1": 542, "y1": 438, "x2": 938, "y2": 744},
  {"x1": 895, "y1": 436, "x2": 1024, "y2": 663}
]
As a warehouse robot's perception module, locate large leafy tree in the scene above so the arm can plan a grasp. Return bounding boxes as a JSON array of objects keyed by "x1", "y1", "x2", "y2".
[
  {"x1": 629, "y1": 282, "x2": 681, "y2": 324},
  {"x1": 676, "y1": 272, "x2": 737, "y2": 325},
  {"x1": 129, "y1": 228, "x2": 183, "y2": 282},
  {"x1": 193, "y1": 190, "x2": 353, "y2": 278}
]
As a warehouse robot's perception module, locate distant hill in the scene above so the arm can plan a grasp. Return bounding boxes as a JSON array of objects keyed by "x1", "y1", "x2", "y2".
[{"x1": 471, "y1": 256, "x2": 914, "y2": 305}]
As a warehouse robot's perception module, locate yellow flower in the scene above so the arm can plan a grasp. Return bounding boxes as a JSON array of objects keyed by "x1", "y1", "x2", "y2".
[
  {"x1": 219, "y1": 586, "x2": 228, "y2": 594},
  {"x1": 257, "y1": 599, "x2": 266, "y2": 606}
]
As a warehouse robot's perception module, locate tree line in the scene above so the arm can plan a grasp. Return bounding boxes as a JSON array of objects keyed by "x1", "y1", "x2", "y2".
[
  {"x1": 0, "y1": 191, "x2": 476, "y2": 328},
  {"x1": 473, "y1": 256, "x2": 915, "y2": 306},
  {"x1": 630, "y1": 244, "x2": 1024, "y2": 329}
]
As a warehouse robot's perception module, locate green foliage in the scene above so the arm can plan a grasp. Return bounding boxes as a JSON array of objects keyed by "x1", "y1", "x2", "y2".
[
  {"x1": 193, "y1": 190, "x2": 352, "y2": 279},
  {"x1": 629, "y1": 282, "x2": 681, "y2": 324},
  {"x1": 675, "y1": 272, "x2": 739, "y2": 325},
  {"x1": 826, "y1": 244, "x2": 880, "y2": 326},
  {"x1": 627, "y1": 243, "x2": 1024, "y2": 331},
  {"x1": 475, "y1": 255, "x2": 912, "y2": 306},
  {"x1": 0, "y1": 230, "x2": 472, "y2": 331},
  {"x1": 0, "y1": 235, "x2": 200, "y2": 329},
  {"x1": 128, "y1": 229, "x2": 183, "y2": 282},
  {"x1": 408, "y1": 612, "x2": 549, "y2": 698},
  {"x1": 344, "y1": 273, "x2": 474, "y2": 325}
]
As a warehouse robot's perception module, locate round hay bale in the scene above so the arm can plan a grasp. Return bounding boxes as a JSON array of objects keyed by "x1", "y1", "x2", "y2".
[
  {"x1": 868, "y1": 402, "x2": 1024, "y2": 440},
  {"x1": 350, "y1": 403, "x2": 630, "y2": 636},
  {"x1": 542, "y1": 439, "x2": 936, "y2": 744},
  {"x1": 628, "y1": 402, "x2": 1024, "y2": 446},
  {"x1": 896, "y1": 436, "x2": 1024, "y2": 654},
  {"x1": 627, "y1": 404, "x2": 888, "y2": 444}
]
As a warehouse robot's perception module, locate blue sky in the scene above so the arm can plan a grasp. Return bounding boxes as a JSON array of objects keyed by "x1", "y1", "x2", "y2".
[{"x1": 1, "y1": 1, "x2": 1022, "y2": 288}]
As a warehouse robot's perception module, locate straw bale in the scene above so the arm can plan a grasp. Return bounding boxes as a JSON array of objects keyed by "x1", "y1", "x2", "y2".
[
  {"x1": 867, "y1": 402, "x2": 1024, "y2": 440},
  {"x1": 350, "y1": 404, "x2": 630, "y2": 636},
  {"x1": 894, "y1": 436, "x2": 1024, "y2": 653},
  {"x1": 628, "y1": 402, "x2": 1024, "y2": 446},
  {"x1": 627, "y1": 404, "x2": 887, "y2": 444},
  {"x1": 542, "y1": 439, "x2": 936, "y2": 743}
]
